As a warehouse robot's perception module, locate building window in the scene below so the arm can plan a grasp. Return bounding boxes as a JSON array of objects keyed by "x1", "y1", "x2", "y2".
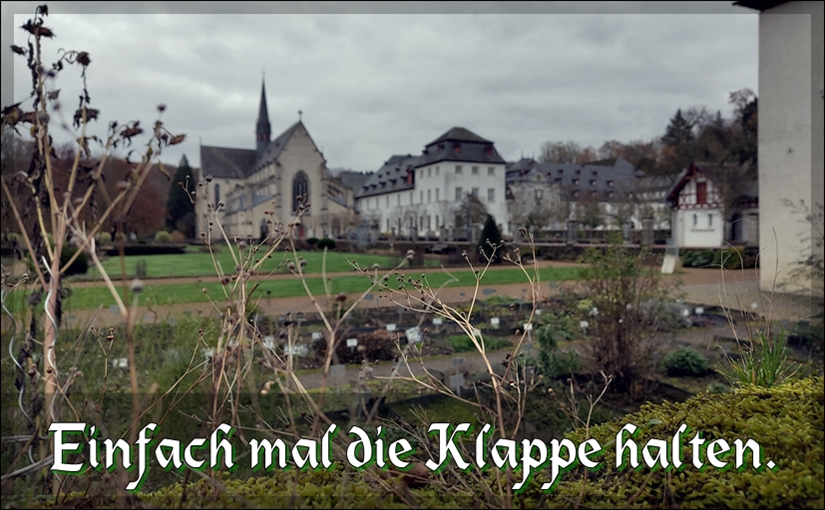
[
  {"x1": 436, "y1": 166, "x2": 439, "y2": 175},
  {"x1": 436, "y1": 215, "x2": 440, "y2": 228},
  {"x1": 410, "y1": 191, "x2": 413, "y2": 204},
  {"x1": 420, "y1": 191, "x2": 423, "y2": 203},
  {"x1": 292, "y1": 171, "x2": 309, "y2": 213},
  {"x1": 535, "y1": 189, "x2": 543, "y2": 200},
  {"x1": 427, "y1": 189, "x2": 431, "y2": 203},
  {"x1": 397, "y1": 194, "x2": 400, "y2": 206},
  {"x1": 472, "y1": 166, "x2": 479, "y2": 175},
  {"x1": 435, "y1": 188, "x2": 439, "y2": 201},
  {"x1": 708, "y1": 214, "x2": 713, "y2": 227},
  {"x1": 488, "y1": 167, "x2": 494, "y2": 176},
  {"x1": 487, "y1": 188, "x2": 495, "y2": 202},
  {"x1": 386, "y1": 196, "x2": 389, "y2": 207},
  {"x1": 471, "y1": 187, "x2": 479, "y2": 197},
  {"x1": 608, "y1": 180, "x2": 614, "y2": 187},
  {"x1": 693, "y1": 214, "x2": 698, "y2": 227},
  {"x1": 455, "y1": 187, "x2": 463, "y2": 201},
  {"x1": 696, "y1": 181, "x2": 707, "y2": 205},
  {"x1": 456, "y1": 165, "x2": 463, "y2": 174},
  {"x1": 427, "y1": 168, "x2": 431, "y2": 177}
]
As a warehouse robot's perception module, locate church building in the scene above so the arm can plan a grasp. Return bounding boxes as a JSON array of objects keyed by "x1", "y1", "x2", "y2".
[{"x1": 196, "y1": 79, "x2": 356, "y2": 240}]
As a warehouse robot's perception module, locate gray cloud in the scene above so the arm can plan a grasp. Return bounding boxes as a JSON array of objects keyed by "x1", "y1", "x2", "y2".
[{"x1": 3, "y1": 2, "x2": 758, "y2": 173}]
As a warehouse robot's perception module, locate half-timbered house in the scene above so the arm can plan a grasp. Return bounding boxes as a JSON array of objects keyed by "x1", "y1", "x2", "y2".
[{"x1": 666, "y1": 163, "x2": 758, "y2": 248}]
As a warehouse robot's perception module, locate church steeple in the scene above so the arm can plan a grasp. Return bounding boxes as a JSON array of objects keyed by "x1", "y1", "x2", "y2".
[{"x1": 256, "y1": 76, "x2": 271, "y2": 154}]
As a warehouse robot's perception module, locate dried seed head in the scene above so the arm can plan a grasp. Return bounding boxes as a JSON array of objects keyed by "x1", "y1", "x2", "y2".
[{"x1": 130, "y1": 279, "x2": 143, "y2": 293}]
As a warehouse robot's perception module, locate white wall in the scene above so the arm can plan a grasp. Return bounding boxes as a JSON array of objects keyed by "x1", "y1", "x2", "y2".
[
  {"x1": 758, "y1": 1, "x2": 824, "y2": 294},
  {"x1": 417, "y1": 161, "x2": 509, "y2": 235},
  {"x1": 673, "y1": 208, "x2": 723, "y2": 248},
  {"x1": 354, "y1": 160, "x2": 509, "y2": 237}
]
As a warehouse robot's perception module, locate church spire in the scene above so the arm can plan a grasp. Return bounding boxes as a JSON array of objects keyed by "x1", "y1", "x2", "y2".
[{"x1": 256, "y1": 74, "x2": 271, "y2": 154}]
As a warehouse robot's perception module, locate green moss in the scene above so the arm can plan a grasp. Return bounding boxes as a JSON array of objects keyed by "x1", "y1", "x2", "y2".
[
  {"x1": 49, "y1": 469, "x2": 472, "y2": 509},
  {"x1": 15, "y1": 379, "x2": 823, "y2": 509}
]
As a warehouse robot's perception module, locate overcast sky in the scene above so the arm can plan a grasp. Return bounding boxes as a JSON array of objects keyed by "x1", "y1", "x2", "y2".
[{"x1": 2, "y1": 2, "x2": 759, "y2": 173}]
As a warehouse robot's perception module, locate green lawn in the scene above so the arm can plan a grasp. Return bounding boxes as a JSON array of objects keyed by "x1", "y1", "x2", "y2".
[
  {"x1": 43, "y1": 265, "x2": 581, "y2": 311},
  {"x1": 83, "y1": 249, "x2": 424, "y2": 279}
]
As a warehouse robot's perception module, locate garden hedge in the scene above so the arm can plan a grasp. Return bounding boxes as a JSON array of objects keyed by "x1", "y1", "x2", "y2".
[{"x1": 34, "y1": 377, "x2": 825, "y2": 509}]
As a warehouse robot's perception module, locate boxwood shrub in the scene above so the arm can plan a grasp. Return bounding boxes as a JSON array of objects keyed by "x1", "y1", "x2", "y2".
[
  {"x1": 660, "y1": 346, "x2": 711, "y2": 376},
  {"x1": 33, "y1": 377, "x2": 825, "y2": 509},
  {"x1": 529, "y1": 376, "x2": 824, "y2": 508}
]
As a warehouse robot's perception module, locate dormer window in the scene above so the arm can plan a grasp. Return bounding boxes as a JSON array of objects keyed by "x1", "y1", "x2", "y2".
[
  {"x1": 454, "y1": 143, "x2": 461, "y2": 154},
  {"x1": 590, "y1": 179, "x2": 597, "y2": 186},
  {"x1": 608, "y1": 180, "x2": 614, "y2": 187},
  {"x1": 575, "y1": 169, "x2": 581, "y2": 175},
  {"x1": 485, "y1": 146, "x2": 493, "y2": 156},
  {"x1": 573, "y1": 178, "x2": 580, "y2": 185},
  {"x1": 558, "y1": 169, "x2": 563, "y2": 174}
]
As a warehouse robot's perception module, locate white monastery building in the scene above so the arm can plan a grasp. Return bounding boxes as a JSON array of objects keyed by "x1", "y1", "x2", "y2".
[{"x1": 354, "y1": 127, "x2": 509, "y2": 239}]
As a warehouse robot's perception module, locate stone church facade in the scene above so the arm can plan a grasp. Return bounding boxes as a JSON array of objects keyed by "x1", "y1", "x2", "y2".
[{"x1": 196, "y1": 80, "x2": 356, "y2": 240}]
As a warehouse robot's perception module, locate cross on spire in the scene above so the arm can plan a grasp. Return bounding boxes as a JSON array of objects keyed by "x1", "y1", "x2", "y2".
[{"x1": 298, "y1": 109, "x2": 303, "y2": 121}]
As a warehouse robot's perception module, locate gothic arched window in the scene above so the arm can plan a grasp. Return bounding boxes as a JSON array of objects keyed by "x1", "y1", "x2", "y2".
[{"x1": 292, "y1": 171, "x2": 309, "y2": 213}]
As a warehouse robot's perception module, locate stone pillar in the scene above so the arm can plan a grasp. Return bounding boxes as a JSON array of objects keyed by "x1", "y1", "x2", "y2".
[
  {"x1": 641, "y1": 218, "x2": 654, "y2": 246},
  {"x1": 622, "y1": 222, "x2": 632, "y2": 242},
  {"x1": 566, "y1": 220, "x2": 578, "y2": 244}
]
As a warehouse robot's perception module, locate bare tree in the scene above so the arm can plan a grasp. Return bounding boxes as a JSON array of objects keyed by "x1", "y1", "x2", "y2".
[
  {"x1": 539, "y1": 140, "x2": 582, "y2": 164},
  {"x1": 575, "y1": 194, "x2": 606, "y2": 237}
]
